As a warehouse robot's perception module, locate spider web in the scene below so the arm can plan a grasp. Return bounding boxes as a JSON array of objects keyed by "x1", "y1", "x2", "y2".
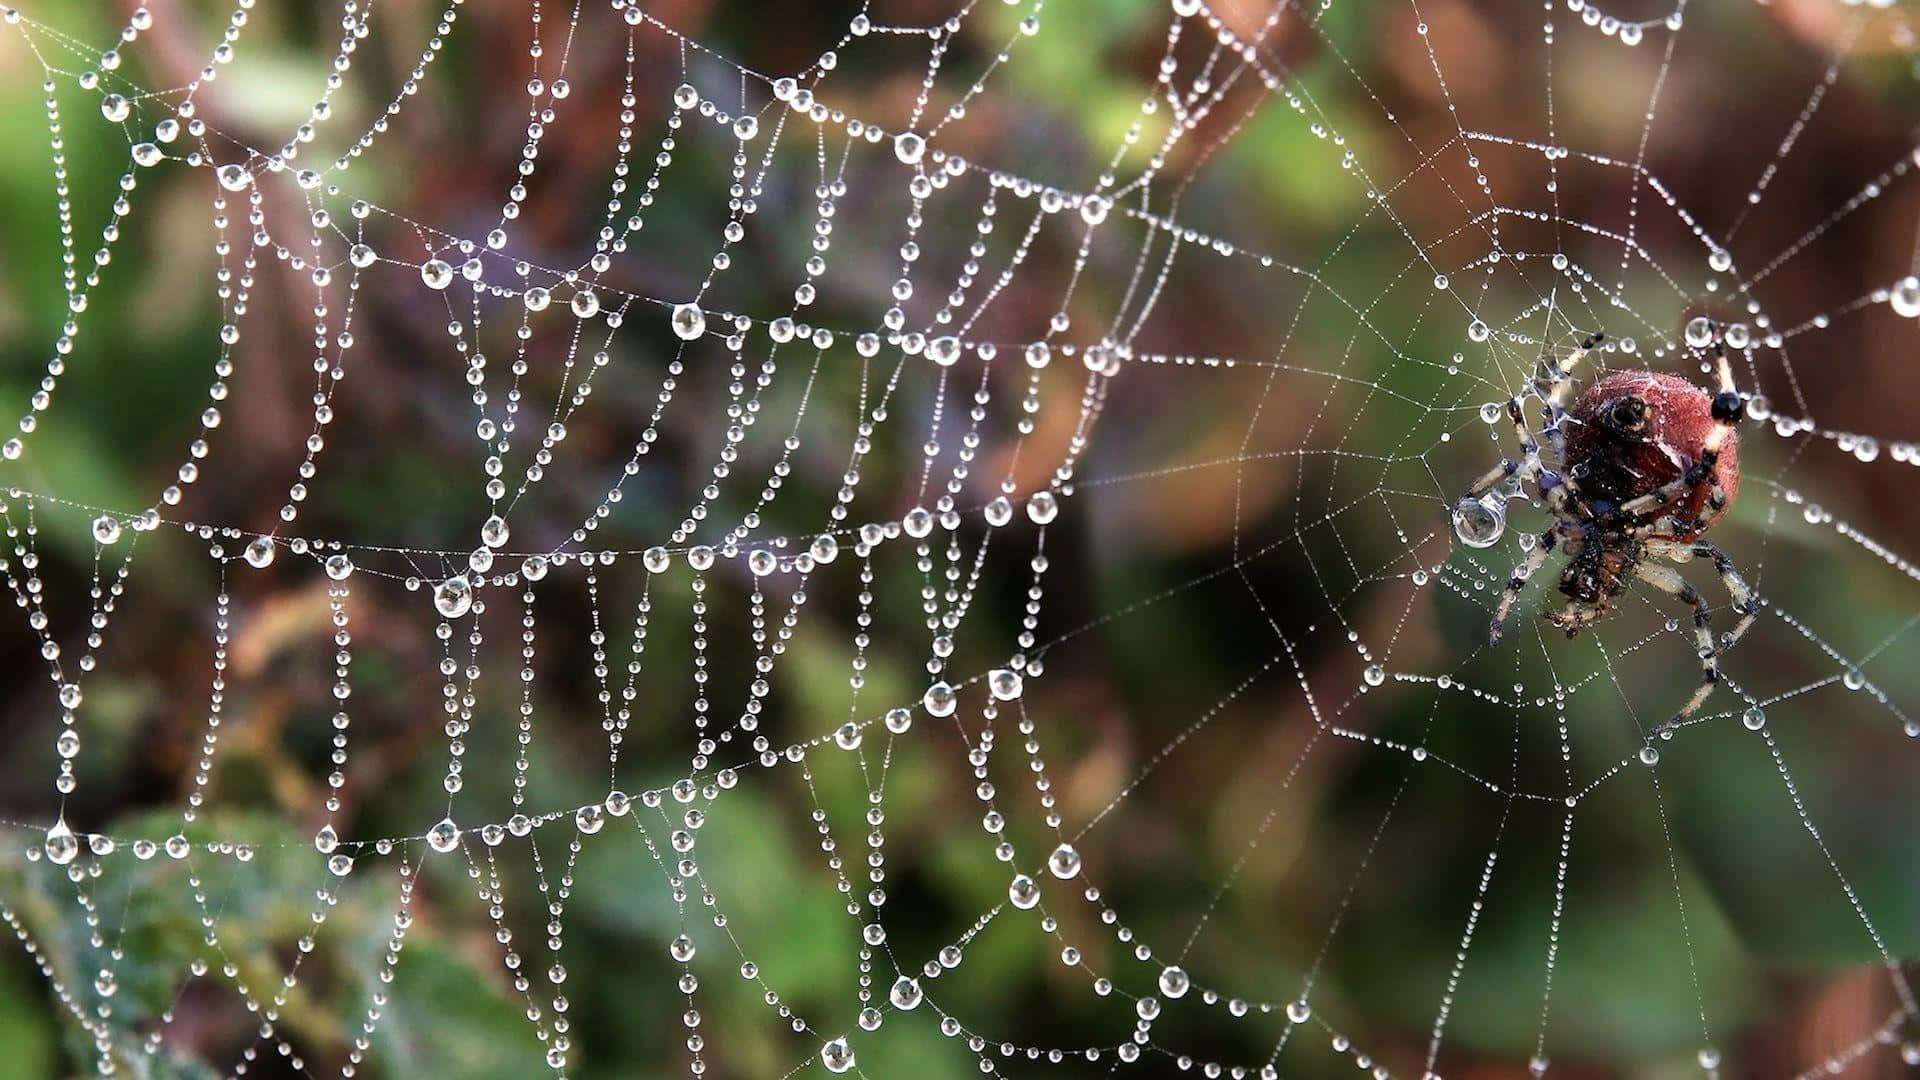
[{"x1": 0, "y1": 0, "x2": 1917, "y2": 1076}]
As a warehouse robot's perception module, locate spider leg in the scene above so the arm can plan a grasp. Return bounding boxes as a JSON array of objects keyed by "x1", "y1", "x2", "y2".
[
  {"x1": 1541, "y1": 332, "x2": 1604, "y2": 463},
  {"x1": 1633, "y1": 560, "x2": 1721, "y2": 732},
  {"x1": 1621, "y1": 333, "x2": 1742, "y2": 522},
  {"x1": 1543, "y1": 332, "x2": 1604, "y2": 414},
  {"x1": 1646, "y1": 537, "x2": 1760, "y2": 649},
  {"x1": 1489, "y1": 530, "x2": 1557, "y2": 645}
]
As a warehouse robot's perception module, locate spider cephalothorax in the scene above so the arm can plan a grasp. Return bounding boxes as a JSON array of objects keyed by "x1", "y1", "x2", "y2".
[{"x1": 1457, "y1": 328, "x2": 1759, "y2": 731}]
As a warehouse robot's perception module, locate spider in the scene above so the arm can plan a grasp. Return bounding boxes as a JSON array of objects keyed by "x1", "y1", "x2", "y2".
[{"x1": 1455, "y1": 326, "x2": 1760, "y2": 732}]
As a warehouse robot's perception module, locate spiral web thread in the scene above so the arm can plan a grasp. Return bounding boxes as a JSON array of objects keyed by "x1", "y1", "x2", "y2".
[{"x1": 2, "y1": 0, "x2": 1919, "y2": 1076}]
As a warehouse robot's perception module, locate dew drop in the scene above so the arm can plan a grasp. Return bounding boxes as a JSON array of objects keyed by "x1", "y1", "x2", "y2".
[
  {"x1": 420, "y1": 259, "x2": 454, "y2": 290},
  {"x1": 1158, "y1": 966, "x2": 1190, "y2": 998},
  {"x1": 100, "y1": 93, "x2": 130, "y2": 122},
  {"x1": 325, "y1": 554, "x2": 354, "y2": 580},
  {"x1": 481, "y1": 514, "x2": 510, "y2": 548},
  {"x1": 820, "y1": 1037, "x2": 856, "y2": 1074},
  {"x1": 1046, "y1": 842, "x2": 1081, "y2": 878},
  {"x1": 570, "y1": 289, "x2": 599, "y2": 319},
  {"x1": 433, "y1": 575, "x2": 474, "y2": 619},
  {"x1": 243, "y1": 537, "x2": 276, "y2": 568},
  {"x1": 1891, "y1": 276, "x2": 1920, "y2": 319},
  {"x1": 1452, "y1": 493, "x2": 1506, "y2": 548},
  {"x1": 91, "y1": 515, "x2": 122, "y2": 545},
  {"x1": 927, "y1": 335, "x2": 961, "y2": 366},
  {"x1": 889, "y1": 976, "x2": 923, "y2": 1009},
  {"x1": 216, "y1": 163, "x2": 251, "y2": 190},
  {"x1": 670, "y1": 303, "x2": 706, "y2": 340},
  {"x1": 43, "y1": 820, "x2": 78, "y2": 865},
  {"x1": 1467, "y1": 319, "x2": 1490, "y2": 343},
  {"x1": 1007, "y1": 873, "x2": 1040, "y2": 909},
  {"x1": 922, "y1": 681, "x2": 957, "y2": 717},
  {"x1": 1684, "y1": 315, "x2": 1714, "y2": 349},
  {"x1": 894, "y1": 132, "x2": 925, "y2": 165},
  {"x1": 426, "y1": 817, "x2": 460, "y2": 853},
  {"x1": 575, "y1": 804, "x2": 605, "y2": 834},
  {"x1": 988, "y1": 668, "x2": 1023, "y2": 700}
]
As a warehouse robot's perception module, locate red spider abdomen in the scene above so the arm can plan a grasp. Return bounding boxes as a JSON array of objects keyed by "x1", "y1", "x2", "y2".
[{"x1": 1564, "y1": 371, "x2": 1740, "y2": 536}]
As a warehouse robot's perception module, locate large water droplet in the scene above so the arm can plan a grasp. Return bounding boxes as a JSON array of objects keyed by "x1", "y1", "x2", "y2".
[
  {"x1": 1158, "y1": 965, "x2": 1191, "y2": 998},
  {"x1": 433, "y1": 575, "x2": 474, "y2": 619},
  {"x1": 420, "y1": 259, "x2": 454, "y2": 290},
  {"x1": 575, "y1": 804, "x2": 605, "y2": 834},
  {"x1": 670, "y1": 302, "x2": 706, "y2": 340},
  {"x1": 1007, "y1": 874, "x2": 1040, "y2": 909},
  {"x1": 894, "y1": 131, "x2": 925, "y2": 164},
  {"x1": 100, "y1": 93, "x2": 131, "y2": 122},
  {"x1": 92, "y1": 515, "x2": 122, "y2": 545},
  {"x1": 1684, "y1": 315, "x2": 1714, "y2": 349},
  {"x1": 481, "y1": 514, "x2": 510, "y2": 548},
  {"x1": 216, "y1": 163, "x2": 251, "y2": 191},
  {"x1": 988, "y1": 668, "x2": 1023, "y2": 701},
  {"x1": 325, "y1": 553, "x2": 354, "y2": 580},
  {"x1": 1452, "y1": 493, "x2": 1506, "y2": 548},
  {"x1": 889, "y1": 976, "x2": 923, "y2": 1009},
  {"x1": 426, "y1": 817, "x2": 460, "y2": 853},
  {"x1": 821, "y1": 1037, "x2": 856, "y2": 1074},
  {"x1": 243, "y1": 537, "x2": 276, "y2": 568},
  {"x1": 1891, "y1": 276, "x2": 1920, "y2": 319},
  {"x1": 1047, "y1": 842, "x2": 1081, "y2": 878},
  {"x1": 922, "y1": 681, "x2": 957, "y2": 717},
  {"x1": 44, "y1": 820, "x2": 78, "y2": 865}
]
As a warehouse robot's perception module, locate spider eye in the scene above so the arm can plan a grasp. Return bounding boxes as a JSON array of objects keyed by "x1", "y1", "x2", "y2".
[{"x1": 1609, "y1": 396, "x2": 1647, "y2": 432}]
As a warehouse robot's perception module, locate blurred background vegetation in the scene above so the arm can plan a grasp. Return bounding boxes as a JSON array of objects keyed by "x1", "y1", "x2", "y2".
[{"x1": 1, "y1": 0, "x2": 1919, "y2": 1077}]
